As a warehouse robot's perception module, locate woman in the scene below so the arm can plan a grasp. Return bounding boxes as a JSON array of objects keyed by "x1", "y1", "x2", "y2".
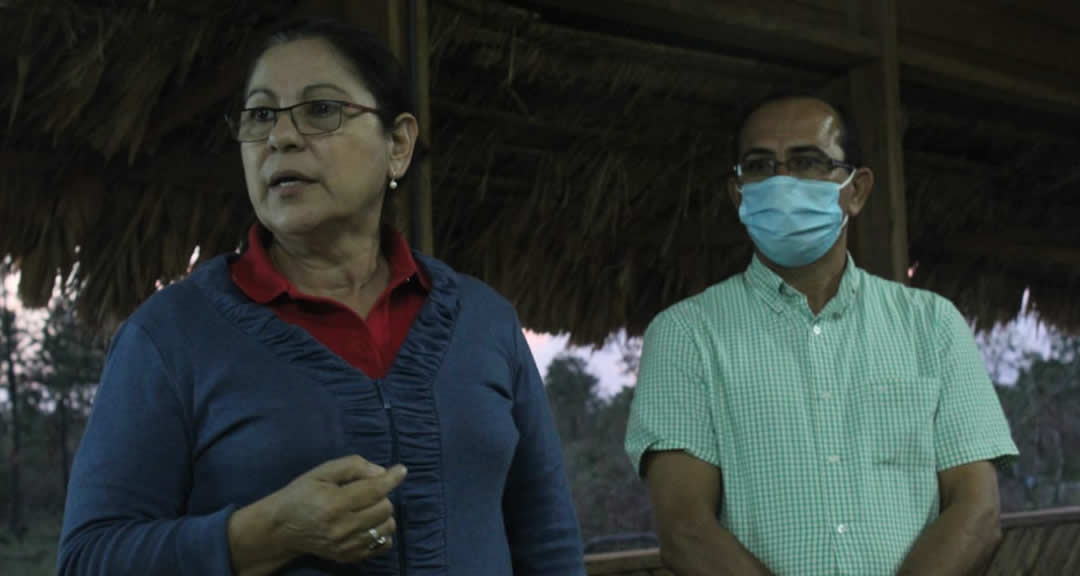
[{"x1": 58, "y1": 19, "x2": 585, "y2": 576}]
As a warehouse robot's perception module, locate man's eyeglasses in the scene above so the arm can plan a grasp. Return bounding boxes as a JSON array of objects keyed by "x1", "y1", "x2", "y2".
[
  {"x1": 734, "y1": 156, "x2": 854, "y2": 182},
  {"x1": 226, "y1": 100, "x2": 379, "y2": 142}
]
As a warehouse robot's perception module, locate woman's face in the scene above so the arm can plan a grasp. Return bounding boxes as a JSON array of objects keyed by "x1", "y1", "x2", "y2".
[{"x1": 241, "y1": 37, "x2": 403, "y2": 237}]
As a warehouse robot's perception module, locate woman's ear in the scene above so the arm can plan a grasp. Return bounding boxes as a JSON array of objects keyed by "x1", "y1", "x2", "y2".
[
  {"x1": 387, "y1": 113, "x2": 419, "y2": 179},
  {"x1": 844, "y1": 167, "x2": 874, "y2": 217}
]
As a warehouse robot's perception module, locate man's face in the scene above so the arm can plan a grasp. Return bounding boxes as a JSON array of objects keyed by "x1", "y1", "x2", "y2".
[{"x1": 729, "y1": 97, "x2": 866, "y2": 217}]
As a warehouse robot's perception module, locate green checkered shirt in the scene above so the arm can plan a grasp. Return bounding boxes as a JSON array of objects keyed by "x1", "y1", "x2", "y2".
[{"x1": 625, "y1": 254, "x2": 1018, "y2": 576}]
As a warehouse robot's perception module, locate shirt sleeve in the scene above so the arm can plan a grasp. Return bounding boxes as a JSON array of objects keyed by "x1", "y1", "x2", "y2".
[
  {"x1": 57, "y1": 321, "x2": 236, "y2": 576},
  {"x1": 624, "y1": 304, "x2": 721, "y2": 476},
  {"x1": 501, "y1": 317, "x2": 586, "y2": 576},
  {"x1": 933, "y1": 299, "x2": 1020, "y2": 471}
]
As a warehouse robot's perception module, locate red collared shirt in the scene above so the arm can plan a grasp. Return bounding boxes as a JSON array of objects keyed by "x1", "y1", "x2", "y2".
[{"x1": 230, "y1": 225, "x2": 430, "y2": 379}]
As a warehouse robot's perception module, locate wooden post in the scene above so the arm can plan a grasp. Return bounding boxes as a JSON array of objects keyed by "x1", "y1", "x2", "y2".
[
  {"x1": 847, "y1": 0, "x2": 909, "y2": 283},
  {"x1": 344, "y1": 0, "x2": 433, "y2": 254},
  {"x1": 343, "y1": 0, "x2": 407, "y2": 231},
  {"x1": 407, "y1": 0, "x2": 434, "y2": 255}
]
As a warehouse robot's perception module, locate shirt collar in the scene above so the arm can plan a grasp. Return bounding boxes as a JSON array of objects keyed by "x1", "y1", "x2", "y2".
[
  {"x1": 744, "y1": 252, "x2": 861, "y2": 317},
  {"x1": 231, "y1": 223, "x2": 430, "y2": 305}
]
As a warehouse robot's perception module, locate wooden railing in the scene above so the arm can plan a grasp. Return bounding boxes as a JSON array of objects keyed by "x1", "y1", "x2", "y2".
[{"x1": 584, "y1": 507, "x2": 1080, "y2": 576}]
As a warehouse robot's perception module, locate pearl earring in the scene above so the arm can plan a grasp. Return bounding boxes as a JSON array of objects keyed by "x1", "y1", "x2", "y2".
[{"x1": 389, "y1": 179, "x2": 399, "y2": 190}]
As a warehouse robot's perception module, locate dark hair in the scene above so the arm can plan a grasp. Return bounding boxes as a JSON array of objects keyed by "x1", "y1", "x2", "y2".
[
  {"x1": 731, "y1": 92, "x2": 862, "y2": 169},
  {"x1": 245, "y1": 18, "x2": 416, "y2": 224}
]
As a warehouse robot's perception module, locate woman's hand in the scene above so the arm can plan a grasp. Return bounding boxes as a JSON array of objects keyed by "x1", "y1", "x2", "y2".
[
  {"x1": 228, "y1": 456, "x2": 407, "y2": 576},
  {"x1": 271, "y1": 455, "x2": 406, "y2": 563}
]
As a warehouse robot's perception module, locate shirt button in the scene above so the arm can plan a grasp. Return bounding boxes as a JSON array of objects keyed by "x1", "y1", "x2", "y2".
[
  {"x1": 813, "y1": 325, "x2": 822, "y2": 335},
  {"x1": 837, "y1": 523, "x2": 848, "y2": 534},
  {"x1": 827, "y1": 455, "x2": 841, "y2": 464}
]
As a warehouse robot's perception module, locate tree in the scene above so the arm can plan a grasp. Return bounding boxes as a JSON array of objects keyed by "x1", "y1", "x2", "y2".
[
  {"x1": 605, "y1": 330, "x2": 642, "y2": 379},
  {"x1": 543, "y1": 354, "x2": 653, "y2": 550},
  {"x1": 545, "y1": 355, "x2": 601, "y2": 443},
  {"x1": 996, "y1": 332, "x2": 1080, "y2": 509},
  {"x1": 27, "y1": 279, "x2": 105, "y2": 501},
  {"x1": 0, "y1": 262, "x2": 31, "y2": 538}
]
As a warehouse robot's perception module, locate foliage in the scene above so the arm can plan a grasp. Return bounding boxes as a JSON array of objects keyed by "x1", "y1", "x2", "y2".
[
  {"x1": 0, "y1": 270, "x2": 104, "y2": 554},
  {"x1": 1, "y1": 260, "x2": 34, "y2": 540},
  {"x1": 995, "y1": 332, "x2": 1080, "y2": 509},
  {"x1": 27, "y1": 283, "x2": 104, "y2": 417},
  {"x1": 0, "y1": 515, "x2": 60, "y2": 576},
  {"x1": 544, "y1": 355, "x2": 654, "y2": 552},
  {"x1": 605, "y1": 330, "x2": 643, "y2": 378}
]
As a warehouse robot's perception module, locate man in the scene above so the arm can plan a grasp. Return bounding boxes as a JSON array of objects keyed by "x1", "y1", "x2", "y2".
[{"x1": 624, "y1": 94, "x2": 1018, "y2": 576}]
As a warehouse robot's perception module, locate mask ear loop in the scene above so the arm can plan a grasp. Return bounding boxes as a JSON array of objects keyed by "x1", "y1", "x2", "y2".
[
  {"x1": 838, "y1": 169, "x2": 857, "y2": 230},
  {"x1": 838, "y1": 169, "x2": 857, "y2": 189}
]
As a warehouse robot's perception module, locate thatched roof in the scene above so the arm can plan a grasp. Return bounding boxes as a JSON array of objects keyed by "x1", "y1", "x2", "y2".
[{"x1": 3, "y1": 0, "x2": 1080, "y2": 344}]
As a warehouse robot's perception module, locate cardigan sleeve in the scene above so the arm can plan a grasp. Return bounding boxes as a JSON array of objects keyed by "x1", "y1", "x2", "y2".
[
  {"x1": 501, "y1": 318, "x2": 586, "y2": 576},
  {"x1": 57, "y1": 321, "x2": 237, "y2": 576}
]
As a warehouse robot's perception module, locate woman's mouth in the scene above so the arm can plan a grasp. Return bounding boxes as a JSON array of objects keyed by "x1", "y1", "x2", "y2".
[{"x1": 268, "y1": 173, "x2": 317, "y2": 195}]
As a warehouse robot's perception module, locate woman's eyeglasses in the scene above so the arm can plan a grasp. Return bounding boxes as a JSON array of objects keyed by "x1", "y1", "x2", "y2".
[{"x1": 226, "y1": 100, "x2": 379, "y2": 142}]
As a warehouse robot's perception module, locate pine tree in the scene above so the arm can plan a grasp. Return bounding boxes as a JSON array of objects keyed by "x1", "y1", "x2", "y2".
[
  {"x1": 29, "y1": 278, "x2": 106, "y2": 501},
  {"x1": 0, "y1": 263, "x2": 29, "y2": 539}
]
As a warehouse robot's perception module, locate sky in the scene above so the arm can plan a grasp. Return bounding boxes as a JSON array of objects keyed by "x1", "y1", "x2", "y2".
[
  {"x1": 524, "y1": 331, "x2": 633, "y2": 398},
  {"x1": 0, "y1": 269, "x2": 1057, "y2": 404},
  {"x1": 976, "y1": 289, "x2": 1054, "y2": 385},
  {"x1": 0, "y1": 268, "x2": 635, "y2": 402}
]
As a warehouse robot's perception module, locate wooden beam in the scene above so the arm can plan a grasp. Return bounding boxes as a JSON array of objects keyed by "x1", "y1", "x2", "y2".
[
  {"x1": 1001, "y1": 506, "x2": 1080, "y2": 530},
  {"x1": 899, "y1": 46, "x2": 1080, "y2": 119},
  {"x1": 449, "y1": 2, "x2": 829, "y2": 86},
  {"x1": 848, "y1": 0, "x2": 909, "y2": 283},
  {"x1": 584, "y1": 548, "x2": 663, "y2": 575},
  {"x1": 895, "y1": 0, "x2": 1080, "y2": 91},
  {"x1": 501, "y1": 0, "x2": 878, "y2": 72},
  {"x1": 500, "y1": 0, "x2": 1080, "y2": 118},
  {"x1": 350, "y1": 0, "x2": 406, "y2": 230},
  {"x1": 349, "y1": 0, "x2": 433, "y2": 254},
  {"x1": 408, "y1": 0, "x2": 434, "y2": 255}
]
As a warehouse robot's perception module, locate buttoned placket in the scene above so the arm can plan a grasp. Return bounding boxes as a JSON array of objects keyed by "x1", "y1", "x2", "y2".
[{"x1": 806, "y1": 304, "x2": 857, "y2": 575}]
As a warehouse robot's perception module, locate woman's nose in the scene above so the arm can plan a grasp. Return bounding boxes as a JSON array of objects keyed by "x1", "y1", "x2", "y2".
[{"x1": 268, "y1": 112, "x2": 304, "y2": 151}]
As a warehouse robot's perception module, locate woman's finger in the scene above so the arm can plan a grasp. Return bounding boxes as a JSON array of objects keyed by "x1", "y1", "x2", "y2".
[
  {"x1": 334, "y1": 516, "x2": 397, "y2": 564},
  {"x1": 326, "y1": 498, "x2": 394, "y2": 544}
]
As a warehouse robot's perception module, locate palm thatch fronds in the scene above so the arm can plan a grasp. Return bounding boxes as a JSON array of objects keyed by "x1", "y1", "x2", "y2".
[
  {"x1": 429, "y1": 0, "x2": 818, "y2": 342},
  {"x1": 2, "y1": 0, "x2": 1080, "y2": 345},
  {"x1": 1, "y1": 0, "x2": 285, "y2": 326}
]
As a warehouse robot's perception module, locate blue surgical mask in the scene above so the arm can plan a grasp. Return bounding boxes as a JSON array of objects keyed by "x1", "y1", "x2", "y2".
[{"x1": 737, "y1": 172, "x2": 855, "y2": 268}]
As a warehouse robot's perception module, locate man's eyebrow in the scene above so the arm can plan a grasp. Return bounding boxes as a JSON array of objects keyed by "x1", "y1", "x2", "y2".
[
  {"x1": 741, "y1": 147, "x2": 777, "y2": 160},
  {"x1": 787, "y1": 145, "x2": 830, "y2": 156}
]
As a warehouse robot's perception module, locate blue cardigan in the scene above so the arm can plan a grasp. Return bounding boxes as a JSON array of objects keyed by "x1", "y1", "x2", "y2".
[{"x1": 58, "y1": 252, "x2": 585, "y2": 576}]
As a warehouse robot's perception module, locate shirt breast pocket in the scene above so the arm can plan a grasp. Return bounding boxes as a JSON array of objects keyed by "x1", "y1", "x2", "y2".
[{"x1": 862, "y1": 377, "x2": 941, "y2": 468}]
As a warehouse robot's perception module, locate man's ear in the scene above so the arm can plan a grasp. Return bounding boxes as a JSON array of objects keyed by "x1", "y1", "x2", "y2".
[
  {"x1": 845, "y1": 167, "x2": 874, "y2": 217},
  {"x1": 727, "y1": 176, "x2": 741, "y2": 211}
]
